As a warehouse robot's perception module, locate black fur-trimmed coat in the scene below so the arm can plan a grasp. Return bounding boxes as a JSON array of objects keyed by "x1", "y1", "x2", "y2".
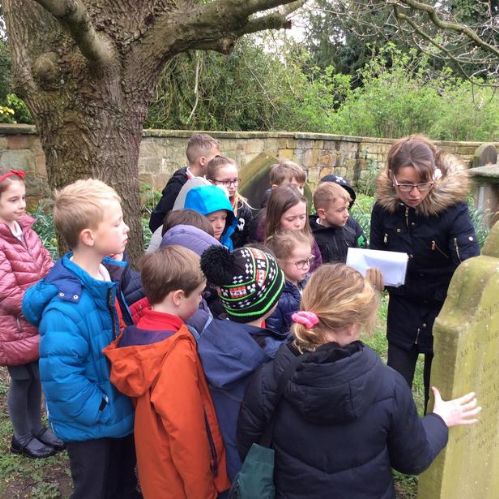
[{"x1": 370, "y1": 154, "x2": 480, "y2": 352}]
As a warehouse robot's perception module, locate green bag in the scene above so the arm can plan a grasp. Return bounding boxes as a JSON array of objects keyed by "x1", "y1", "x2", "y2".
[
  {"x1": 229, "y1": 354, "x2": 302, "y2": 499},
  {"x1": 229, "y1": 443, "x2": 275, "y2": 498}
]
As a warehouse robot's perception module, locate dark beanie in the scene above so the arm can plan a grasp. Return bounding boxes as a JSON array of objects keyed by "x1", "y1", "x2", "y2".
[
  {"x1": 200, "y1": 246, "x2": 285, "y2": 323},
  {"x1": 320, "y1": 174, "x2": 356, "y2": 206}
]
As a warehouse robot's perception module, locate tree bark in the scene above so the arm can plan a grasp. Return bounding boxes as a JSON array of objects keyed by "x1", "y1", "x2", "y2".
[{"x1": 3, "y1": 0, "x2": 303, "y2": 264}]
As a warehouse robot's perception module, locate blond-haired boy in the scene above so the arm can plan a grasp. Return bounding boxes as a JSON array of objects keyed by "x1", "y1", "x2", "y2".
[
  {"x1": 310, "y1": 181, "x2": 366, "y2": 263},
  {"x1": 149, "y1": 133, "x2": 221, "y2": 231},
  {"x1": 105, "y1": 246, "x2": 230, "y2": 499},
  {"x1": 22, "y1": 179, "x2": 139, "y2": 498}
]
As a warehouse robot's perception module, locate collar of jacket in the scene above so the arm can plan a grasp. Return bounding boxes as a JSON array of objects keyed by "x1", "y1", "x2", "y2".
[
  {"x1": 375, "y1": 153, "x2": 470, "y2": 216},
  {"x1": 44, "y1": 253, "x2": 124, "y2": 304},
  {"x1": 0, "y1": 214, "x2": 35, "y2": 238}
]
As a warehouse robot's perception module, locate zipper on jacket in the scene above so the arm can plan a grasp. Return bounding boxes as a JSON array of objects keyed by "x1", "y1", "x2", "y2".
[
  {"x1": 107, "y1": 289, "x2": 119, "y2": 339},
  {"x1": 454, "y1": 237, "x2": 462, "y2": 263},
  {"x1": 404, "y1": 207, "x2": 410, "y2": 228},
  {"x1": 431, "y1": 240, "x2": 449, "y2": 259},
  {"x1": 415, "y1": 327, "x2": 421, "y2": 344},
  {"x1": 383, "y1": 233, "x2": 388, "y2": 244}
]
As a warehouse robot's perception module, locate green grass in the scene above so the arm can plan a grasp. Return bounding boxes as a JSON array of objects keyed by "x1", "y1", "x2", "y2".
[{"x1": 0, "y1": 369, "x2": 72, "y2": 498}]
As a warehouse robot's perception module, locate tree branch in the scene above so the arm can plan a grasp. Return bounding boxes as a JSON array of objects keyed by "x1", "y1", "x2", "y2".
[
  {"x1": 394, "y1": 0, "x2": 499, "y2": 58},
  {"x1": 33, "y1": 0, "x2": 113, "y2": 65}
]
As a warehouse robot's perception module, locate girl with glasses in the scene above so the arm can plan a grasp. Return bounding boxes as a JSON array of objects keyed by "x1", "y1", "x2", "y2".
[
  {"x1": 266, "y1": 230, "x2": 314, "y2": 334},
  {"x1": 206, "y1": 155, "x2": 255, "y2": 248},
  {"x1": 370, "y1": 134, "x2": 480, "y2": 411},
  {"x1": 264, "y1": 185, "x2": 322, "y2": 272}
]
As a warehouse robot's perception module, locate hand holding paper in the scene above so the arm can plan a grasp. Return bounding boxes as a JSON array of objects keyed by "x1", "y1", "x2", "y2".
[{"x1": 346, "y1": 248, "x2": 408, "y2": 287}]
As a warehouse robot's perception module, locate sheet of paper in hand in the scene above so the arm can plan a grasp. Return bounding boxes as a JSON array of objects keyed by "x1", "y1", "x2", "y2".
[{"x1": 346, "y1": 248, "x2": 408, "y2": 287}]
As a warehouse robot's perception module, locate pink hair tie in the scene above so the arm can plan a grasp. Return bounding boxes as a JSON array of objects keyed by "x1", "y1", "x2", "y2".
[
  {"x1": 291, "y1": 311, "x2": 319, "y2": 329},
  {"x1": 0, "y1": 169, "x2": 26, "y2": 184}
]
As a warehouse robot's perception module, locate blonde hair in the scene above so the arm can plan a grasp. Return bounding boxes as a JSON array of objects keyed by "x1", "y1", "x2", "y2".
[
  {"x1": 186, "y1": 134, "x2": 219, "y2": 165},
  {"x1": 313, "y1": 182, "x2": 351, "y2": 211},
  {"x1": 269, "y1": 161, "x2": 306, "y2": 186},
  {"x1": 293, "y1": 264, "x2": 378, "y2": 353},
  {"x1": 267, "y1": 230, "x2": 313, "y2": 261},
  {"x1": 54, "y1": 178, "x2": 121, "y2": 249}
]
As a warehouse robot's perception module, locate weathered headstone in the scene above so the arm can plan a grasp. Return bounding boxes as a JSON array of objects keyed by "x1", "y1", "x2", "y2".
[
  {"x1": 418, "y1": 222, "x2": 499, "y2": 499},
  {"x1": 472, "y1": 143, "x2": 497, "y2": 168}
]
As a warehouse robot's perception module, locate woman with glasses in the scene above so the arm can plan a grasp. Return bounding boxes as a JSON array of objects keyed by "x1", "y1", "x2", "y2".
[
  {"x1": 266, "y1": 230, "x2": 315, "y2": 334},
  {"x1": 206, "y1": 155, "x2": 255, "y2": 248},
  {"x1": 370, "y1": 134, "x2": 480, "y2": 410}
]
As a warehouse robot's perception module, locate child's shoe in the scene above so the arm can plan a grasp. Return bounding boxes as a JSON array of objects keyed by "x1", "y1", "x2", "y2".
[
  {"x1": 10, "y1": 435, "x2": 56, "y2": 459},
  {"x1": 33, "y1": 427, "x2": 66, "y2": 452}
]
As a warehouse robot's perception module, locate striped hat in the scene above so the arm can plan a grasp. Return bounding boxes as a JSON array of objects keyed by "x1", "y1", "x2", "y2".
[{"x1": 200, "y1": 246, "x2": 285, "y2": 323}]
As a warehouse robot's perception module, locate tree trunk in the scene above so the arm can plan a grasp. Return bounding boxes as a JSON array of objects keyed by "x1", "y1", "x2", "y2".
[{"x1": 4, "y1": 0, "x2": 304, "y2": 265}]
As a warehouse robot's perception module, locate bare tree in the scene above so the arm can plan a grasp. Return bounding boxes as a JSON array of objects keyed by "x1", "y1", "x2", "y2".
[
  {"x1": 304, "y1": 0, "x2": 498, "y2": 82},
  {"x1": 3, "y1": 0, "x2": 305, "y2": 261}
]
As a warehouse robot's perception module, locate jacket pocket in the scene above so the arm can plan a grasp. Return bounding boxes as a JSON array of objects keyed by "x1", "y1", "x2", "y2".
[{"x1": 431, "y1": 240, "x2": 449, "y2": 259}]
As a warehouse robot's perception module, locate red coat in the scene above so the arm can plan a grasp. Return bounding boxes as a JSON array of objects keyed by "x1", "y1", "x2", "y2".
[
  {"x1": 104, "y1": 310, "x2": 230, "y2": 499},
  {"x1": 0, "y1": 216, "x2": 53, "y2": 366}
]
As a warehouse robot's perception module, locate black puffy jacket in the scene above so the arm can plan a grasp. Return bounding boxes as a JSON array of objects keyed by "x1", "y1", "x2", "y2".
[
  {"x1": 370, "y1": 155, "x2": 480, "y2": 352},
  {"x1": 149, "y1": 167, "x2": 189, "y2": 231},
  {"x1": 310, "y1": 215, "x2": 367, "y2": 263},
  {"x1": 238, "y1": 342, "x2": 448, "y2": 499}
]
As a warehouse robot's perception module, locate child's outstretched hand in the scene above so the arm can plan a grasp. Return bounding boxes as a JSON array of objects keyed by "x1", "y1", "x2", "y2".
[{"x1": 432, "y1": 387, "x2": 481, "y2": 427}]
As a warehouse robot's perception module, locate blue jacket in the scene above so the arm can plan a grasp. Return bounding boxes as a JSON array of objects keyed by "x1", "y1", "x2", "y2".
[
  {"x1": 22, "y1": 254, "x2": 134, "y2": 442},
  {"x1": 266, "y1": 279, "x2": 306, "y2": 334},
  {"x1": 184, "y1": 185, "x2": 237, "y2": 250},
  {"x1": 238, "y1": 342, "x2": 448, "y2": 499},
  {"x1": 194, "y1": 316, "x2": 289, "y2": 481}
]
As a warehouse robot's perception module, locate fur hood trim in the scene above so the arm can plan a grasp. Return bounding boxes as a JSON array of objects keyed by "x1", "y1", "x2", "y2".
[{"x1": 375, "y1": 153, "x2": 471, "y2": 216}]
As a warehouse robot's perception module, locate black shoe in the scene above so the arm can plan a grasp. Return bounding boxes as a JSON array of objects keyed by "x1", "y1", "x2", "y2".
[
  {"x1": 10, "y1": 436, "x2": 57, "y2": 459},
  {"x1": 34, "y1": 428, "x2": 65, "y2": 452}
]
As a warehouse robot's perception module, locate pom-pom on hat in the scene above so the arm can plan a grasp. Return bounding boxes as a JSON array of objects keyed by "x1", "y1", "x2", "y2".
[{"x1": 200, "y1": 245, "x2": 285, "y2": 323}]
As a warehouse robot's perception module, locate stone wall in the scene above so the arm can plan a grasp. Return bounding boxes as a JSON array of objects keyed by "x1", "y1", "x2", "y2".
[{"x1": 1, "y1": 124, "x2": 497, "y2": 195}]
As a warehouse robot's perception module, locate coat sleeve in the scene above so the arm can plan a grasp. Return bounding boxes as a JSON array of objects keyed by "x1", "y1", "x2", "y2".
[
  {"x1": 388, "y1": 375, "x2": 448, "y2": 474},
  {"x1": 237, "y1": 365, "x2": 273, "y2": 460},
  {"x1": 369, "y1": 203, "x2": 385, "y2": 250},
  {"x1": 447, "y1": 203, "x2": 480, "y2": 266},
  {"x1": 351, "y1": 218, "x2": 367, "y2": 248},
  {"x1": 0, "y1": 249, "x2": 24, "y2": 315},
  {"x1": 39, "y1": 309, "x2": 111, "y2": 426},
  {"x1": 149, "y1": 178, "x2": 184, "y2": 232},
  {"x1": 152, "y1": 342, "x2": 218, "y2": 499}
]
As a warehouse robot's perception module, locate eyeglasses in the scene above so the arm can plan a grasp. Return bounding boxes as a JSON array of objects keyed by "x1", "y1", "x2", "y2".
[
  {"x1": 211, "y1": 178, "x2": 239, "y2": 187},
  {"x1": 393, "y1": 178, "x2": 434, "y2": 192},
  {"x1": 287, "y1": 256, "x2": 315, "y2": 270}
]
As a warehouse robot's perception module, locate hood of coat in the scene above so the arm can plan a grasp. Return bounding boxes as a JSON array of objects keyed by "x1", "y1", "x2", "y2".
[
  {"x1": 104, "y1": 323, "x2": 193, "y2": 398},
  {"x1": 277, "y1": 342, "x2": 384, "y2": 425},
  {"x1": 198, "y1": 319, "x2": 288, "y2": 389},
  {"x1": 22, "y1": 253, "x2": 121, "y2": 327},
  {"x1": 375, "y1": 153, "x2": 471, "y2": 216}
]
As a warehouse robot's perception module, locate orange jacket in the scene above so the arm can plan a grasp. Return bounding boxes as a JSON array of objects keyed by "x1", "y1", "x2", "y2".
[{"x1": 104, "y1": 312, "x2": 230, "y2": 499}]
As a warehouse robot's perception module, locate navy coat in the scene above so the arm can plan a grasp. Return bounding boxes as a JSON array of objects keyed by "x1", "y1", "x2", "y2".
[
  {"x1": 370, "y1": 157, "x2": 480, "y2": 353},
  {"x1": 238, "y1": 342, "x2": 448, "y2": 499},
  {"x1": 194, "y1": 317, "x2": 289, "y2": 482},
  {"x1": 266, "y1": 279, "x2": 305, "y2": 334}
]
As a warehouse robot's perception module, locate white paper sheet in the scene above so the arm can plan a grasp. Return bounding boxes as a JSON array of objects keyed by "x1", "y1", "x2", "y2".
[{"x1": 346, "y1": 248, "x2": 408, "y2": 287}]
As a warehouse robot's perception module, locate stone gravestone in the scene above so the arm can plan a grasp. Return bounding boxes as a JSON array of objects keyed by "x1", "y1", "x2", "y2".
[{"x1": 418, "y1": 222, "x2": 499, "y2": 499}]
